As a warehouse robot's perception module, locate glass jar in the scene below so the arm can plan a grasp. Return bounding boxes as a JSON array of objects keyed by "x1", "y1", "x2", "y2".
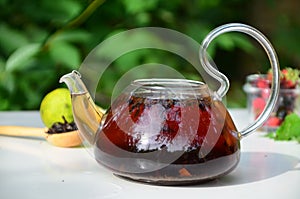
[{"x1": 243, "y1": 74, "x2": 300, "y2": 132}]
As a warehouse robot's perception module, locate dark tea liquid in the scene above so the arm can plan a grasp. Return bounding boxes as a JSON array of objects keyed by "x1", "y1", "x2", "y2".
[{"x1": 94, "y1": 94, "x2": 240, "y2": 185}]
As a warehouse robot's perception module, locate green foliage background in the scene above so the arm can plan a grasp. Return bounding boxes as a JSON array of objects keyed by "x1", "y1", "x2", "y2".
[{"x1": 0, "y1": 0, "x2": 299, "y2": 110}]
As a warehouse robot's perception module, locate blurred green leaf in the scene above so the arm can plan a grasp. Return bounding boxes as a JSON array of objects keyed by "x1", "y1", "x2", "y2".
[
  {"x1": 51, "y1": 30, "x2": 92, "y2": 43},
  {"x1": 232, "y1": 34, "x2": 255, "y2": 53},
  {"x1": 0, "y1": 0, "x2": 7, "y2": 6},
  {"x1": 0, "y1": 57, "x2": 5, "y2": 72},
  {"x1": 0, "y1": 97, "x2": 9, "y2": 109},
  {"x1": 217, "y1": 34, "x2": 235, "y2": 51},
  {"x1": 24, "y1": 0, "x2": 83, "y2": 25},
  {"x1": 0, "y1": 71, "x2": 15, "y2": 92},
  {"x1": 115, "y1": 51, "x2": 144, "y2": 73},
  {"x1": 122, "y1": 0, "x2": 159, "y2": 14},
  {"x1": 5, "y1": 43, "x2": 41, "y2": 72},
  {"x1": 49, "y1": 41, "x2": 81, "y2": 69},
  {"x1": 198, "y1": 0, "x2": 221, "y2": 7},
  {"x1": 0, "y1": 24, "x2": 29, "y2": 55},
  {"x1": 0, "y1": 0, "x2": 299, "y2": 110}
]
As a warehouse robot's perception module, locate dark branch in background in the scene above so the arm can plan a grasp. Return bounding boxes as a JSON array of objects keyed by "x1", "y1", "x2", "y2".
[{"x1": 43, "y1": 0, "x2": 106, "y2": 50}]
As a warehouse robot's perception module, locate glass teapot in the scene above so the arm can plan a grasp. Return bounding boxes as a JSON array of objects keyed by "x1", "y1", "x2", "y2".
[{"x1": 60, "y1": 23, "x2": 280, "y2": 185}]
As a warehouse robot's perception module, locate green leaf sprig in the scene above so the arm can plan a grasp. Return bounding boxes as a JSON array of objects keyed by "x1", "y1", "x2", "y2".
[{"x1": 267, "y1": 113, "x2": 300, "y2": 143}]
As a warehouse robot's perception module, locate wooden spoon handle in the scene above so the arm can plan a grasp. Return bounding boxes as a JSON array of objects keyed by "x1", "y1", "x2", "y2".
[{"x1": 0, "y1": 126, "x2": 46, "y2": 138}]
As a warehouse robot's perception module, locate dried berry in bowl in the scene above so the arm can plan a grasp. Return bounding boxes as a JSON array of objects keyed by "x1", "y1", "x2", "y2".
[{"x1": 47, "y1": 116, "x2": 78, "y2": 134}]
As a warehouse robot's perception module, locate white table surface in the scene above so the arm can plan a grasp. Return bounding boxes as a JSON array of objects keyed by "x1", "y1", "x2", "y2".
[{"x1": 0, "y1": 109, "x2": 299, "y2": 199}]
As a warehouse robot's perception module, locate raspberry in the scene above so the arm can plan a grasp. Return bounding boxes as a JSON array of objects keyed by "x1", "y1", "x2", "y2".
[
  {"x1": 256, "y1": 78, "x2": 270, "y2": 88},
  {"x1": 267, "y1": 67, "x2": 299, "y2": 89},
  {"x1": 281, "y1": 79, "x2": 296, "y2": 89},
  {"x1": 265, "y1": 116, "x2": 282, "y2": 127},
  {"x1": 252, "y1": 97, "x2": 266, "y2": 116}
]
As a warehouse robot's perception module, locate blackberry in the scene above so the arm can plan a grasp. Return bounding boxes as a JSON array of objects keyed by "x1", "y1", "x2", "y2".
[{"x1": 47, "y1": 116, "x2": 77, "y2": 134}]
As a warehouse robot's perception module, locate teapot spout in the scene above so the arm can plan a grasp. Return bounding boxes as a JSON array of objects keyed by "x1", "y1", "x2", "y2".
[
  {"x1": 59, "y1": 70, "x2": 87, "y2": 95},
  {"x1": 60, "y1": 70, "x2": 104, "y2": 147}
]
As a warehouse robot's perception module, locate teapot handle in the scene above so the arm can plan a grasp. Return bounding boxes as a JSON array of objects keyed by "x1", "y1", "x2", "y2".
[{"x1": 199, "y1": 23, "x2": 280, "y2": 138}]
